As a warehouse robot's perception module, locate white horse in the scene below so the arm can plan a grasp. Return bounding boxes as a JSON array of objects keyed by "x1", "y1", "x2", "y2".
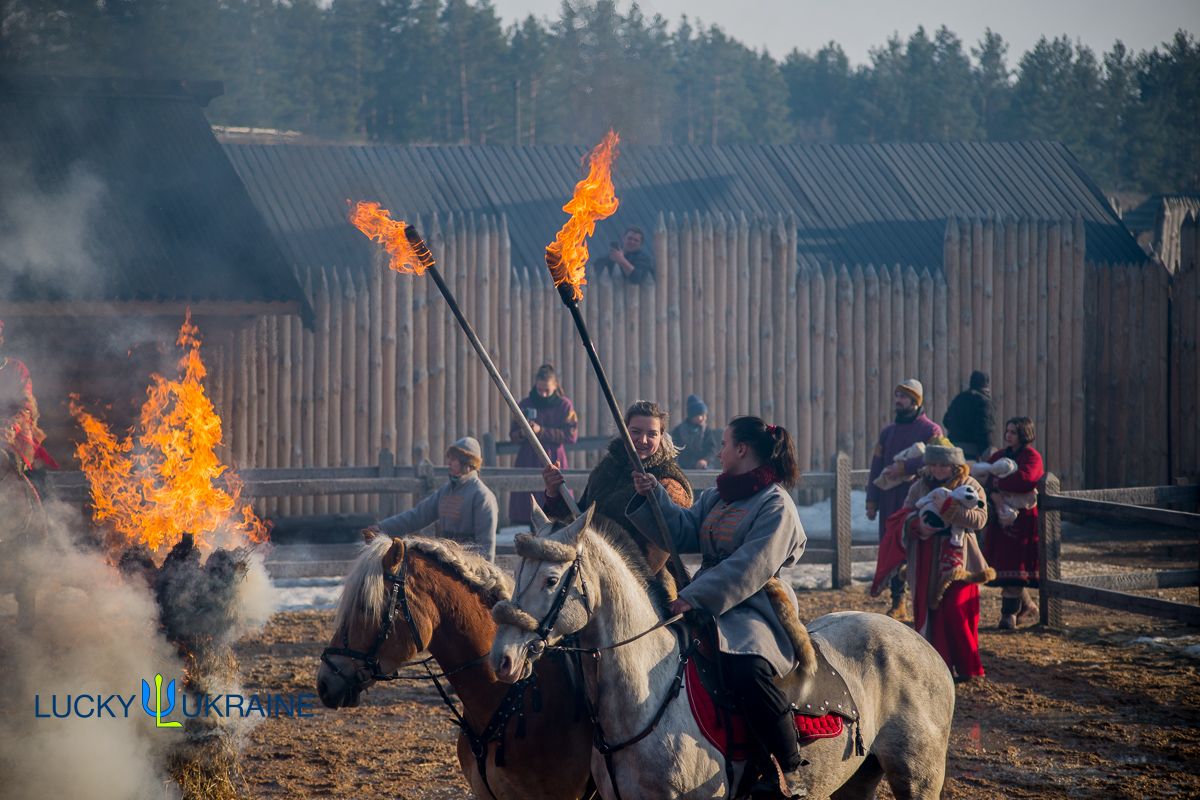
[{"x1": 490, "y1": 505, "x2": 955, "y2": 800}]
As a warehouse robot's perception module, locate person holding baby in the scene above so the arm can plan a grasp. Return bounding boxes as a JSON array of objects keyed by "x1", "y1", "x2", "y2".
[{"x1": 866, "y1": 379, "x2": 944, "y2": 618}]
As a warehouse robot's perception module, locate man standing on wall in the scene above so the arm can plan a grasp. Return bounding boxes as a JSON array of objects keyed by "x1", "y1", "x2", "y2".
[{"x1": 866, "y1": 378, "x2": 942, "y2": 618}]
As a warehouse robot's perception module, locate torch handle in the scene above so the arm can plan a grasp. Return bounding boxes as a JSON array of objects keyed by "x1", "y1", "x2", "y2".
[
  {"x1": 561, "y1": 292, "x2": 690, "y2": 587},
  {"x1": 419, "y1": 257, "x2": 581, "y2": 519}
]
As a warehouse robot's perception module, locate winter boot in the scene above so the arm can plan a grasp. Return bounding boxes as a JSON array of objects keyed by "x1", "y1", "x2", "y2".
[
  {"x1": 1016, "y1": 590, "x2": 1039, "y2": 626},
  {"x1": 999, "y1": 595, "x2": 1021, "y2": 630}
]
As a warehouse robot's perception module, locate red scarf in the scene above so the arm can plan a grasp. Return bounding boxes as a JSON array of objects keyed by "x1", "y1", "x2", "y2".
[{"x1": 715, "y1": 465, "x2": 778, "y2": 503}]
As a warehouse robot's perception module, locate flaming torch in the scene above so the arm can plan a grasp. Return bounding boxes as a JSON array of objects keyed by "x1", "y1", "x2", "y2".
[
  {"x1": 543, "y1": 131, "x2": 688, "y2": 585},
  {"x1": 349, "y1": 202, "x2": 581, "y2": 517}
]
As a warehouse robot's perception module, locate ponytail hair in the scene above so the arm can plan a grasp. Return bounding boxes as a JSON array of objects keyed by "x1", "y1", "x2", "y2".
[{"x1": 728, "y1": 416, "x2": 799, "y2": 488}]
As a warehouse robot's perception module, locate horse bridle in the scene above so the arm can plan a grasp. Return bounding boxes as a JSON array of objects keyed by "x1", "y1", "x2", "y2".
[
  {"x1": 510, "y1": 543, "x2": 589, "y2": 658},
  {"x1": 321, "y1": 539, "x2": 425, "y2": 688}
]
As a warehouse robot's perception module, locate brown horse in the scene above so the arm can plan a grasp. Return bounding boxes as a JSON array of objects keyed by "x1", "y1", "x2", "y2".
[{"x1": 317, "y1": 532, "x2": 594, "y2": 799}]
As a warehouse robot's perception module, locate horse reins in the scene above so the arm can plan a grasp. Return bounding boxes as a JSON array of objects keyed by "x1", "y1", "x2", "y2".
[
  {"x1": 506, "y1": 541, "x2": 695, "y2": 800},
  {"x1": 321, "y1": 538, "x2": 544, "y2": 800}
]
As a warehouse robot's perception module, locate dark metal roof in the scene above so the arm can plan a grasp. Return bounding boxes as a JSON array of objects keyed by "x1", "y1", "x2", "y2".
[
  {"x1": 223, "y1": 140, "x2": 1148, "y2": 277},
  {"x1": 0, "y1": 76, "x2": 309, "y2": 310},
  {"x1": 1123, "y1": 193, "x2": 1200, "y2": 233}
]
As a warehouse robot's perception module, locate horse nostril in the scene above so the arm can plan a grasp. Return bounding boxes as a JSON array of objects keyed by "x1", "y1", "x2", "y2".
[{"x1": 499, "y1": 655, "x2": 512, "y2": 675}]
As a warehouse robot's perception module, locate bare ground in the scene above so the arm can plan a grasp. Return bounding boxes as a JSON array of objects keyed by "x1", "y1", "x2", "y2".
[{"x1": 237, "y1": 532, "x2": 1199, "y2": 799}]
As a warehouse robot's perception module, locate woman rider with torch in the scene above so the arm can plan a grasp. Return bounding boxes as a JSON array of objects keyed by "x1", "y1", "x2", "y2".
[{"x1": 538, "y1": 130, "x2": 692, "y2": 591}]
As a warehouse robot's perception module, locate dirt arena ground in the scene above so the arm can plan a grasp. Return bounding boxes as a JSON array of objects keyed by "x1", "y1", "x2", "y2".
[{"x1": 237, "y1": 527, "x2": 1199, "y2": 799}]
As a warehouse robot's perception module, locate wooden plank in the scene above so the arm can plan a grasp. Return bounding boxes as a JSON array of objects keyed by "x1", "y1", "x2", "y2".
[
  {"x1": 836, "y1": 265, "x2": 853, "y2": 455},
  {"x1": 981, "y1": 216, "x2": 995, "y2": 384},
  {"x1": 851, "y1": 264, "x2": 867, "y2": 466},
  {"x1": 796, "y1": 266, "x2": 813, "y2": 470},
  {"x1": 864, "y1": 266, "x2": 880, "y2": 459},
  {"x1": 772, "y1": 218, "x2": 790, "y2": 425},
  {"x1": 667, "y1": 214, "x2": 684, "y2": 420},
  {"x1": 1043, "y1": 579, "x2": 1200, "y2": 626},
  {"x1": 810, "y1": 266, "x2": 826, "y2": 470},
  {"x1": 918, "y1": 268, "x2": 933, "y2": 418},
  {"x1": 1039, "y1": 473, "x2": 1063, "y2": 628},
  {"x1": 831, "y1": 451, "x2": 853, "y2": 588},
  {"x1": 1063, "y1": 570, "x2": 1199, "y2": 591},
  {"x1": 1040, "y1": 495, "x2": 1200, "y2": 530},
  {"x1": 943, "y1": 220, "x2": 961, "y2": 401},
  {"x1": 1055, "y1": 484, "x2": 1198, "y2": 507},
  {"x1": 825, "y1": 265, "x2": 840, "y2": 467},
  {"x1": 1070, "y1": 216, "x2": 1086, "y2": 487},
  {"x1": 1045, "y1": 223, "x2": 1062, "y2": 476}
]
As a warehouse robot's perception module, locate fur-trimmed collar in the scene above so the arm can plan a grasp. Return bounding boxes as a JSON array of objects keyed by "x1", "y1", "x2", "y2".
[
  {"x1": 716, "y1": 465, "x2": 779, "y2": 503},
  {"x1": 604, "y1": 435, "x2": 679, "y2": 468}
]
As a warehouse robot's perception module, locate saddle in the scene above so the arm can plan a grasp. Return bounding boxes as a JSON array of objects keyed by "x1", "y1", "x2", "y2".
[{"x1": 685, "y1": 634, "x2": 862, "y2": 761}]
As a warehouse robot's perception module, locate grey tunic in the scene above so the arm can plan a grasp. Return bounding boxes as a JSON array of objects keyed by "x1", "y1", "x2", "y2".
[
  {"x1": 378, "y1": 471, "x2": 498, "y2": 561},
  {"x1": 627, "y1": 482, "x2": 807, "y2": 675}
]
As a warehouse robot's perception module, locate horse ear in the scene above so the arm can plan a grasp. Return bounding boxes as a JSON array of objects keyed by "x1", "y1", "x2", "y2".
[
  {"x1": 382, "y1": 538, "x2": 403, "y2": 573},
  {"x1": 529, "y1": 498, "x2": 551, "y2": 533},
  {"x1": 560, "y1": 502, "x2": 596, "y2": 548}
]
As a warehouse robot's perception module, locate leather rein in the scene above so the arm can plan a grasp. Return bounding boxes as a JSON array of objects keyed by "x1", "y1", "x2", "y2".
[{"x1": 320, "y1": 538, "x2": 540, "y2": 800}]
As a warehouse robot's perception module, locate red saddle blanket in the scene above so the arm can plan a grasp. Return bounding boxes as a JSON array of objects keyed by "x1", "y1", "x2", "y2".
[{"x1": 685, "y1": 658, "x2": 845, "y2": 760}]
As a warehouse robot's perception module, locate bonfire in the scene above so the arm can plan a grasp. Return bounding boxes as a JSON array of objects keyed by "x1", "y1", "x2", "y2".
[{"x1": 70, "y1": 312, "x2": 271, "y2": 800}]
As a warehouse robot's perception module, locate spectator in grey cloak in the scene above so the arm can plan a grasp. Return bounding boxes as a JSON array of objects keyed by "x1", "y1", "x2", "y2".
[{"x1": 371, "y1": 437, "x2": 499, "y2": 561}]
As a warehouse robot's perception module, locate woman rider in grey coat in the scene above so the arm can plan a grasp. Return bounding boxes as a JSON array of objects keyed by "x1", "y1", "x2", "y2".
[{"x1": 628, "y1": 416, "x2": 807, "y2": 798}]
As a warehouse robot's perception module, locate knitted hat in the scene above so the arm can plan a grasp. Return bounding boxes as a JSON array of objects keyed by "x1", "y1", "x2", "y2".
[
  {"x1": 686, "y1": 394, "x2": 708, "y2": 418},
  {"x1": 923, "y1": 436, "x2": 965, "y2": 466},
  {"x1": 447, "y1": 436, "x2": 483, "y2": 468},
  {"x1": 896, "y1": 378, "x2": 924, "y2": 406}
]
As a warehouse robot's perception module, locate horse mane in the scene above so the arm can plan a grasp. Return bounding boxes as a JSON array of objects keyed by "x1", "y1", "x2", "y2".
[
  {"x1": 333, "y1": 535, "x2": 512, "y2": 633},
  {"x1": 532, "y1": 520, "x2": 681, "y2": 618},
  {"x1": 586, "y1": 519, "x2": 672, "y2": 616}
]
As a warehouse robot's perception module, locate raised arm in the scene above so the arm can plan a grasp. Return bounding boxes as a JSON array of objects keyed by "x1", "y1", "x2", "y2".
[
  {"x1": 377, "y1": 486, "x2": 443, "y2": 536},
  {"x1": 625, "y1": 482, "x2": 709, "y2": 554}
]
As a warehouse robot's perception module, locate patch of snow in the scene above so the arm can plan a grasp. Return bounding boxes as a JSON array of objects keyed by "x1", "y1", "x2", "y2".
[
  {"x1": 272, "y1": 577, "x2": 342, "y2": 612},
  {"x1": 1128, "y1": 634, "x2": 1200, "y2": 659}
]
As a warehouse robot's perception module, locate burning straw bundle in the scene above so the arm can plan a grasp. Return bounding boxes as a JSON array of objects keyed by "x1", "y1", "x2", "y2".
[{"x1": 72, "y1": 315, "x2": 272, "y2": 800}]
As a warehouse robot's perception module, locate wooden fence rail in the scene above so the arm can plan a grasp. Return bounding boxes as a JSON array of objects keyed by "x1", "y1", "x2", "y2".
[
  {"x1": 1037, "y1": 473, "x2": 1200, "y2": 628},
  {"x1": 46, "y1": 451, "x2": 872, "y2": 586}
]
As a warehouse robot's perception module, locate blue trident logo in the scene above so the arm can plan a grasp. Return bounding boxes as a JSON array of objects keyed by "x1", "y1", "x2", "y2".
[{"x1": 141, "y1": 674, "x2": 183, "y2": 728}]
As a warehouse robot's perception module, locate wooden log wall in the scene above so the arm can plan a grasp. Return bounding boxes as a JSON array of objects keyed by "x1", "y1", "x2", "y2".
[
  {"x1": 209, "y1": 211, "x2": 1175, "y2": 515},
  {"x1": 1170, "y1": 212, "x2": 1199, "y2": 482}
]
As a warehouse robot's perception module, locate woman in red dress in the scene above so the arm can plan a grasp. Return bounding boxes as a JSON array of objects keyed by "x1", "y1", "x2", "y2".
[{"x1": 982, "y1": 417, "x2": 1045, "y2": 629}]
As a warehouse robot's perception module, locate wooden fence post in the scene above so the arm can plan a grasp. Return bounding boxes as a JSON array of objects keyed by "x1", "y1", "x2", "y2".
[
  {"x1": 1038, "y1": 472, "x2": 1062, "y2": 628},
  {"x1": 481, "y1": 432, "x2": 498, "y2": 467},
  {"x1": 378, "y1": 448, "x2": 396, "y2": 519},
  {"x1": 831, "y1": 451, "x2": 853, "y2": 589}
]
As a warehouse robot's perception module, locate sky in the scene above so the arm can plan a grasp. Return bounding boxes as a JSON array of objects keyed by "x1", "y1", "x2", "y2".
[{"x1": 489, "y1": 0, "x2": 1200, "y2": 64}]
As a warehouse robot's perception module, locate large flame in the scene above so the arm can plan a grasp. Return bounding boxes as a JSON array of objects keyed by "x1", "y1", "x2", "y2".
[
  {"x1": 349, "y1": 201, "x2": 434, "y2": 274},
  {"x1": 545, "y1": 130, "x2": 620, "y2": 301},
  {"x1": 70, "y1": 313, "x2": 268, "y2": 557}
]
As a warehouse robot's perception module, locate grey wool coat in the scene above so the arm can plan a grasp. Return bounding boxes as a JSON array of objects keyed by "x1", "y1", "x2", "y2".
[
  {"x1": 378, "y1": 472, "x2": 498, "y2": 561},
  {"x1": 626, "y1": 482, "x2": 807, "y2": 675}
]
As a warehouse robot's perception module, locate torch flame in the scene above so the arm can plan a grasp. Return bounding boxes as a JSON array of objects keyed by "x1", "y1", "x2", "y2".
[
  {"x1": 546, "y1": 130, "x2": 620, "y2": 301},
  {"x1": 349, "y1": 201, "x2": 434, "y2": 275},
  {"x1": 70, "y1": 313, "x2": 269, "y2": 558}
]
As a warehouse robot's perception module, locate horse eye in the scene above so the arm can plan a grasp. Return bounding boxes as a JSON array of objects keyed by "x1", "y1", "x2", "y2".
[{"x1": 545, "y1": 575, "x2": 559, "y2": 589}]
